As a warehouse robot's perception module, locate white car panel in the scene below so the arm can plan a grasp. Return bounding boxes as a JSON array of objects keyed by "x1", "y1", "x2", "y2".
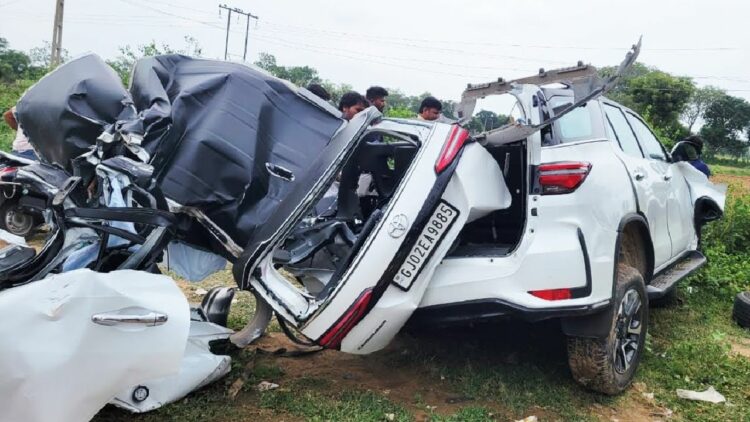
[
  {"x1": 341, "y1": 142, "x2": 510, "y2": 353},
  {"x1": 0, "y1": 269, "x2": 189, "y2": 422},
  {"x1": 111, "y1": 320, "x2": 233, "y2": 413}
]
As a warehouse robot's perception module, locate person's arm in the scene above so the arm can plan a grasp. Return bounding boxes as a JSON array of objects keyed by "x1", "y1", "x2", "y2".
[{"x1": 3, "y1": 109, "x2": 18, "y2": 131}]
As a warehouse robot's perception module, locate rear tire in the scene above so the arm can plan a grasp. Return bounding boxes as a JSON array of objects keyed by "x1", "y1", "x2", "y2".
[
  {"x1": 567, "y1": 264, "x2": 648, "y2": 395},
  {"x1": 0, "y1": 200, "x2": 34, "y2": 238},
  {"x1": 733, "y1": 292, "x2": 750, "y2": 329}
]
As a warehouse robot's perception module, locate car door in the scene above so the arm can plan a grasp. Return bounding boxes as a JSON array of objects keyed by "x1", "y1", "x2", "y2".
[
  {"x1": 0, "y1": 269, "x2": 189, "y2": 422},
  {"x1": 625, "y1": 112, "x2": 696, "y2": 257},
  {"x1": 602, "y1": 103, "x2": 672, "y2": 267}
]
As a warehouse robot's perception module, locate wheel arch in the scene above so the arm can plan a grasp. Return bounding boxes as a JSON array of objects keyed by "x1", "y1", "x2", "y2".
[
  {"x1": 561, "y1": 213, "x2": 653, "y2": 339},
  {"x1": 616, "y1": 213, "x2": 654, "y2": 285},
  {"x1": 694, "y1": 196, "x2": 723, "y2": 233}
]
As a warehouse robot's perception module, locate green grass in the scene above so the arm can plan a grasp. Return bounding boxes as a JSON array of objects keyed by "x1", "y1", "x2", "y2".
[
  {"x1": 641, "y1": 291, "x2": 750, "y2": 421},
  {"x1": 709, "y1": 164, "x2": 750, "y2": 177}
]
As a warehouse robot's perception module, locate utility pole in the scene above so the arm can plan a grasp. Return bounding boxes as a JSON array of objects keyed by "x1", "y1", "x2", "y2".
[
  {"x1": 218, "y1": 4, "x2": 258, "y2": 61},
  {"x1": 50, "y1": 0, "x2": 65, "y2": 67}
]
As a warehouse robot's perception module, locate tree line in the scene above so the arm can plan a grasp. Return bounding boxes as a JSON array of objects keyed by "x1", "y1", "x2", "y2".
[{"x1": 1, "y1": 37, "x2": 748, "y2": 160}]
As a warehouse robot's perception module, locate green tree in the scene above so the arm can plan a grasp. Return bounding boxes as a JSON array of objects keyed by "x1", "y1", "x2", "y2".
[
  {"x1": 0, "y1": 37, "x2": 32, "y2": 83},
  {"x1": 466, "y1": 110, "x2": 509, "y2": 134},
  {"x1": 384, "y1": 106, "x2": 414, "y2": 118},
  {"x1": 598, "y1": 62, "x2": 652, "y2": 109},
  {"x1": 700, "y1": 93, "x2": 750, "y2": 158},
  {"x1": 107, "y1": 36, "x2": 203, "y2": 86},
  {"x1": 682, "y1": 86, "x2": 724, "y2": 133},
  {"x1": 28, "y1": 41, "x2": 70, "y2": 73},
  {"x1": 254, "y1": 52, "x2": 321, "y2": 87},
  {"x1": 628, "y1": 71, "x2": 694, "y2": 135}
]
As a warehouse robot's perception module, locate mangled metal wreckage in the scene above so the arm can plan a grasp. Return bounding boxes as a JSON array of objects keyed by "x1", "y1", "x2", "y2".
[
  {"x1": 0, "y1": 40, "x2": 650, "y2": 419},
  {"x1": 0, "y1": 53, "x2": 373, "y2": 420}
]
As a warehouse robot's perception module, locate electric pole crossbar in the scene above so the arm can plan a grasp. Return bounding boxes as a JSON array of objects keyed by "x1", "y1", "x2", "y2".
[{"x1": 218, "y1": 4, "x2": 259, "y2": 61}]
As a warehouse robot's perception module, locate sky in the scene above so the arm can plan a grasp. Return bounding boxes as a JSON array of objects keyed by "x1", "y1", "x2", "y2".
[{"x1": 1, "y1": 0, "x2": 749, "y2": 103}]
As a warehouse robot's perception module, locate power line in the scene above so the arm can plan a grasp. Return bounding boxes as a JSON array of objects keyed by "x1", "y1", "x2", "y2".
[
  {"x1": 218, "y1": 4, "x2": 258, "y2": 61},
  {"x1": 257, "y1": 19, "x2": 742, "y2": 52},
  {"x1": 0, "y1": 0, "x2": 25, "y2": 8},
  {"x1": 88, "y1": 0, "x2": 750, "y2": 92}
]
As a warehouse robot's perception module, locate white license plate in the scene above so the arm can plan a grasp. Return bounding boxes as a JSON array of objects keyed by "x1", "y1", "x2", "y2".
[{"x1": 392, "y1": 201, "x2": 459, "y2": 290}]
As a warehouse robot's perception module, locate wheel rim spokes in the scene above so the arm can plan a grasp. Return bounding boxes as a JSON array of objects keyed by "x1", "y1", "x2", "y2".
[
  {"x1": 5, "y1": 209, "x2": 32, "y2": 234},
  {"x1": 614, "y1": 288, "x2": 643, "y2": 374}
]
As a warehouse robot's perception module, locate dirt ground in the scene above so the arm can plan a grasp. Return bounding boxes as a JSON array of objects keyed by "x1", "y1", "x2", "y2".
[{"x1": 224, "y1": 328, "x2": 674, "y2": 422}]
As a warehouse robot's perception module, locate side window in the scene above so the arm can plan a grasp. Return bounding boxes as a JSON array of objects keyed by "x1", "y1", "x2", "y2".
[
  {"x1": 626, "y1": 113, "x2": 667, "y2": 161},
  {"x1": 603, "y1": 104, "x2": 643, "y2": 158},
  {"x1": 548, "y1": 96, "x2": 594, "y2": 143}
]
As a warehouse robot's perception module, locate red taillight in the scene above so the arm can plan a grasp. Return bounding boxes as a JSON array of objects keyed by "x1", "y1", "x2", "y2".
[
  {"x1": 435, "y1": 125, "x2": 470, "y2": 174},
  {"x1": 538, "y1": 162, "x2": 592, "y2": 195},
  {"x1": 0, "y1": 166, "x2": 16, "y2": 175},
  {"x1": 529, "y1": 288, "x2": 573, "y2": 301},
  {"x1": 318, "y1": 289, "x2": 373, "y2": 349}
]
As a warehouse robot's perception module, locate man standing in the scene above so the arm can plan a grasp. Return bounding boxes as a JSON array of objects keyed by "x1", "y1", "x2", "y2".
[
  {"x1": 675, "y1": 135, "x2": 711, "y2": 178},
  {"x1": 306, "y1": 83, "x2": 331, "y2": 102},
  {"x1": 338, "y1": 91, "x2": 368, "y2": 121},
  {"x1": 417, "y1": 96, "x2": 442, "y2": 121},
  {"x1": 2, "y1": 106, "x2": 36, "y2": 160},
  {"x1": 365, "y1": 86, "x2": 388, "y2": 113}
]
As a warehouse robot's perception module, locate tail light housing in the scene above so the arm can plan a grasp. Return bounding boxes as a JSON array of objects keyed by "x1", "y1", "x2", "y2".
[
  {"x1": 318, "y1": 288, "x2": 373, "y2": 349},
  {"x1": 435, "y1": 125, "x2": 470, "y2": 174},
  {"x1": 538, "y1": 162, "x2": 592, "y2": 195},
  {"x1": 0, "y1": 166, "x2": 17, "y2": 180},
  {"x1": 529, "y1": 288, "x2": 573, "y2": 301}
]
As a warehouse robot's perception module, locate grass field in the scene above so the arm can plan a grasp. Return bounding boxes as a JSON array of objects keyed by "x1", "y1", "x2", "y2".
[{"x1": 86, "y1": 167, "x2": 749, "y2": 422}]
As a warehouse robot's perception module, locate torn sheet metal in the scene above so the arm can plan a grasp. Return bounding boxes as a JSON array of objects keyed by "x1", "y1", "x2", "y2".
[
  {"x1": 111, "y1": 320, "x2": 233, "y2": 413},
  {"x1": 0, "y1": 269, "x2": 189, "y2": 422},
  {"x1": 16, "y1": 54, "x2": 136, "y2": 172},
  {"x1": 457, "y1": 37, "x2": 642, "y2": 146},
  {"x1": 129, "y1": 55, "x2": 348, "y2": 249}
]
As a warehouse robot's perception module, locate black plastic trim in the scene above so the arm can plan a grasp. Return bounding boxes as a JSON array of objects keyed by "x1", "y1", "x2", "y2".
[
  {"x1": 408, "y1": 298, "x2": 611, "y2": 327},
  {"x1": 571, "y1": 228, "x2": 592, "y2": 298}
]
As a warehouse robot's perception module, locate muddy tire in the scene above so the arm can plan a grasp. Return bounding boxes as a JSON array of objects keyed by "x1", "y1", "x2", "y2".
[
  {"x1": 567, "y1": 264, "x2": 648, "y2": 395},
  {"x1": 0, "y1": 200, "x2": 34, "y2": 238},
  {"x1": 733, "y1": 292, "x2": 750, "y2": 329}
]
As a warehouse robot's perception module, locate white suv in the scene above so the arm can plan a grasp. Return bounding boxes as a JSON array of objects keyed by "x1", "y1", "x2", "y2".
[{"x1": 232, "y1": 42, "x2": 726, "y2": 394}]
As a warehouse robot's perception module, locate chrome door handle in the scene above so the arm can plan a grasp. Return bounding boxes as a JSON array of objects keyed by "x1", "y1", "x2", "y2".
[
  {"x1": 633, "y1": 172, "x2": 645, "y2": 181},
  {"x1": 92, "y1": 307, "x2": 168, "y2": 327},
  {"x1": 663, "y1": 174, "x2": 672, "y2": 181}
]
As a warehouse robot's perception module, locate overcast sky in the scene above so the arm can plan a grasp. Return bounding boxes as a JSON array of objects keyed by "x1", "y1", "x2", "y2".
[{"x1": 1, "y1": 0, "x2": 748, "y2": 103}]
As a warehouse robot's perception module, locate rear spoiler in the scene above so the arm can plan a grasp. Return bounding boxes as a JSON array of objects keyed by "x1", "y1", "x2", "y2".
[{"x1": 457, "y1": 37, "x2": 642, "y2": 146}]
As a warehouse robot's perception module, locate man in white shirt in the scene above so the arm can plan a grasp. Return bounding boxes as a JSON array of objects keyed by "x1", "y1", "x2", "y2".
[{"x1": 3, "y1": 106, "x2": 36, "y2": 160}]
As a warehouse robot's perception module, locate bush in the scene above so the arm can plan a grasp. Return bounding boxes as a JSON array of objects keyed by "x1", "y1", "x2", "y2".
[
  {"x1": 0, "y1": 78, "x2": 36, "y2": 152},
  {"x1": 688, "y1": 181, "x2": 750, "y2": 295}
]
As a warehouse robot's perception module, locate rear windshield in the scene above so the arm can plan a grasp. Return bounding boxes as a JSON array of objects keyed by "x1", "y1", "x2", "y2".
[{"x1": 547, "y1": 96, "x2": 594, "y2": 145}]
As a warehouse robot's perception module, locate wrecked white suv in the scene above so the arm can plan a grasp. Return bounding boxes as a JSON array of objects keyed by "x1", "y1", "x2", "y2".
[
  {"x1": 236, "y1": 40, "x2": 725, "y2": 395},
  {"x1": 0, "y1": 39, "x2": 725, "y2": 422}
]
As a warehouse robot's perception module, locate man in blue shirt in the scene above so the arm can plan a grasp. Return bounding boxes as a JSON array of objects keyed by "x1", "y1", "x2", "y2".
[{"x1": 673, "y1": 135, "x2": 710, "y2": 178}]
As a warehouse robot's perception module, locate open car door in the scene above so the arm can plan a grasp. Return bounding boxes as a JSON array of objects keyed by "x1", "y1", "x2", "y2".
[{"x1": 238, "y1": 119, "x2": 507, "y2": 354}]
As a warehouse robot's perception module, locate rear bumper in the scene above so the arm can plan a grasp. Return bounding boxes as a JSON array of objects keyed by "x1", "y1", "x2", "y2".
[{"x1": 408, "y1": 297, "x2": 611, "y2": 328}]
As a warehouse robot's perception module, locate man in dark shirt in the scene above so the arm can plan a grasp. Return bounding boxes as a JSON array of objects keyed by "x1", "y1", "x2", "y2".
[
  {"x1": 673, "y1": 135, "x2": 711, "y2": 178},
  {"x1": 338, "y1": 91, "x2": 368, "y2": 121},
  {"x1": 365, "y1": 86, "x2": 388, "y2": 113}
]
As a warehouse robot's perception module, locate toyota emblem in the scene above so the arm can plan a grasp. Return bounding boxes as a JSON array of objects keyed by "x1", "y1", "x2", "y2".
[{"x1": 388, "y1": 214, "x2": 409, "y2": 238}]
